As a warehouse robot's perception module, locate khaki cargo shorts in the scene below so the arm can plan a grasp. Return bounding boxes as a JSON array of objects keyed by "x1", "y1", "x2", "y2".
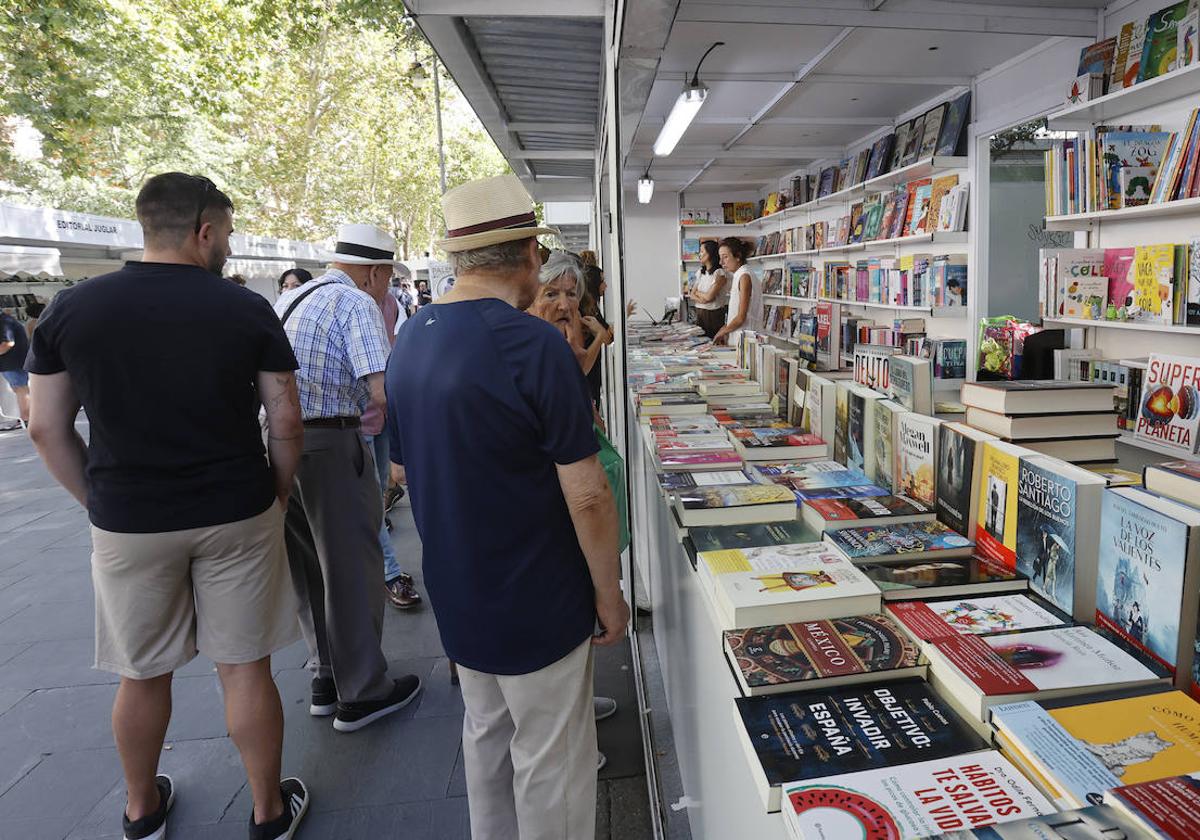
[{"x1": 91, "y1": 502, "x2": 300, "y2": 679}]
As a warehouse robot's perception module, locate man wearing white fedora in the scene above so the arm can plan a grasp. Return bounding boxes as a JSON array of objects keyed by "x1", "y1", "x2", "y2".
[
  {"x1": 386, "y1": 174, "x2": 630, "y2": 840},
  {"x1": 273, "y1": 223, "x2": 421, "y2": 733}
]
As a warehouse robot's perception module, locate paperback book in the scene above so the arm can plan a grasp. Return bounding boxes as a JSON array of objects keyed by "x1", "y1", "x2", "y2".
[
  {"x1": 924, "y1": 625, "x2": 1167, "y2": 721},
  {"x1": 890, "y1": 355, "x2": 934, "y2": 415},
  {"x1": 937, "y1": 423, "x2": 995, "y2": 539},
  {"x1": 825, "y1": 521, "x2": 975, "y2": 563},
  {"x1": 674, "y1": 483, "x2": 797, "y2": 527},
  {"x1": 688, "y1": 520, "x2": 819, "y2": 554},
  {"x1": 780, "y1": 750, "x2": 1054, "y2": 839},
  {"x1": 734, "y1": 678, "x2": 986, "y2": 812},
  {"x1": 1105, "y1": 772, "x2": 1200, "y2": 839},
  {"x1": 870, "y1": 399, "x2": 906, "y2": 492},
  {"x1": 698, "y1": 544, "x2": 880, "y2": 629},
  {"x1": 847, "y1": 386, "x2": 884, "y2": 475},
  {"x1": 887, "y1": 594, "x2": 1067, "y2": 644},
  {"x1": 975, "y1": 442, "x2": 1026, "y2": 570},
  {"x1": 860, "y1": 557, "x2": 1028, "y2": 601},
  {"x1": 992, "y1": 690, "x2": 1200, "y2": 809},
  {"x1": 896, "y1": 412, "x2": 942, "y2": 507},
  {"x1": 1143, "y1": 459, "x2": 1200, "y2": 509},
  {"x1": 658, "y1": 469, "x2": 753, "y2": 493},
  {"x1": 1095, "y1": 486, "x2": 1200, "y2": 684},
  {"x1": 801, "y1": 494, "x2": 934, "y2": 533},
  {"x1": 723, "y1": 614, "x2": 923, "y2": 696},
  {"x1": 923, "y1": 805, "x2": 1142, "y2": 839},
  {"x1": 1013, "y1": 455, "x2": 1105, "y2": 621}
]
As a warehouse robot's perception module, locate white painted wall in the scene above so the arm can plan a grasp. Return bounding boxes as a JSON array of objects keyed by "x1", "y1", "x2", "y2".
[{"x1": 622, "y1": 188, "x2": 684, "y2": 320}]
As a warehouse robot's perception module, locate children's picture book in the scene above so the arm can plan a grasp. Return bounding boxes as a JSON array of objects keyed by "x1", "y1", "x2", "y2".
[
  {"x1": 1135, "y1": 354, "x2": 1200, "y2": 455},
  {"x1": 1130, "y1": 244, "x2": 1174, "y2": 324},
  {"x1": 919, "y1": 103, "x2": 946, "y2": 159},
  {"x1": 734, "y1": 678, "x2": 985, "y2": 811},
  {"x1": 1119, "y1": 165, "x2": 1155, "y2": 207},
  {"x1": 1139, "y1": 1, "x2": 1191, "y2": 82},
  {"x1": 1103, "y1": 247, "x2": 1136, "y2": 313},
  {"x1": 780, "y1": 751, "x2": 1054, "y2": 839},
  {"x1": 1061, "y1": 272, "x2": 1109, "y2": 319}
]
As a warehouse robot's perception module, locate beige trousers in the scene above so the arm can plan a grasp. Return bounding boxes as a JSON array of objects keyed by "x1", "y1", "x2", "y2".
[{"x1": 459, "y1": 639, "x2": 598, "y2": 840}]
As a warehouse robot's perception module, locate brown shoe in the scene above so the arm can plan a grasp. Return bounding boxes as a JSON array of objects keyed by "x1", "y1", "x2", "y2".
[{"x1": 385, "y1": 573, "x2": 422, "y2": 609}]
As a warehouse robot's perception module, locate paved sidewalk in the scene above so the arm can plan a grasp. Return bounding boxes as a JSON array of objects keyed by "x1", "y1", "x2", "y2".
[{"x1": 0, "y1": 425, "x2": 652, "y2": 839}]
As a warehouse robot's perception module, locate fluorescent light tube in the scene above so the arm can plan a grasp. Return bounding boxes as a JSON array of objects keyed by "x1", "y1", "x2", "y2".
[
  {"x1": 637, "y1": 175, "x2": 655, "y2": 203},
  {"x1": 653, "y1": 85, "x2": 707, "y2": 156}
]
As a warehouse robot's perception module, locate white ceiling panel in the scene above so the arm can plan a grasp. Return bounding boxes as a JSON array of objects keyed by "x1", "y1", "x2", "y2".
[
  {"x1": 735, "y1": 122, "x2": 874, "y2": 148},
  {"x1": 657, "y1": 22, "x2": 848, "y2": 75},
  {"x1": 816, "y1": 26, "x2": 1046, "y2": 79},
  {"x1": 772, "y1": 81, "x2": 942, "y2": 121}
]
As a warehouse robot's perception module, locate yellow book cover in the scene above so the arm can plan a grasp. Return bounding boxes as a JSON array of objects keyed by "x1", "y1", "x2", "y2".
[
  {"x1": 974, "y1": 441, "x2": 1019, "y2": 569},
  {"x1": 1131, "y1": 243, "x2": 1175, "y2": 324},
  {"x1": 1048, "y1": 691, "x2": 1200, "y2": 786},
  {"x1": 927, "y1": 174, "x2": 959, "y2": 229},
  {"x1": 699, "y1": 543, "x2": 842, "y2": 577},
  {"x1": 899, "y1": 254, "x2": 915, "y2": 273}
]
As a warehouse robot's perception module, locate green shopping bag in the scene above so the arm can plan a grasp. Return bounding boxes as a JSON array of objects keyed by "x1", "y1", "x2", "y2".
[{"x1": 595, "y1": 425, "x2": 631, "y2": 554}]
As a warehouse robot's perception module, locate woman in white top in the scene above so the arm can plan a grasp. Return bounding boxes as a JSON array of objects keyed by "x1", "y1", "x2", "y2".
[
  {"x1": 687, "y1": 239, "x2": 729, "y2": 339},
  {"x1": 713, "y1": 237, "x2": 760, "y2": 346}
]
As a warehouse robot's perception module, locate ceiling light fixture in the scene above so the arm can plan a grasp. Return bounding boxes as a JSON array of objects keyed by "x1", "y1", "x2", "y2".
[
  {"x1": 653, "y1": 41, "x2": 724, "y2": 156},
  {"x1": 637, "y1": 165, "x2": 655, "y2": 203}
]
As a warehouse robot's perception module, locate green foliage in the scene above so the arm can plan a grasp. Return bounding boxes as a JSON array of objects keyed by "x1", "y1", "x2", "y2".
[{"x1": 0, "y1": 0, "x2": 508, "y2": 257}]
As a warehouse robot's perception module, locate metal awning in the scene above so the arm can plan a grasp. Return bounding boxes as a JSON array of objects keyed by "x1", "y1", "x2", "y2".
[{"x1": 405, "y1": 1, "x2": 604, "y2": 205}]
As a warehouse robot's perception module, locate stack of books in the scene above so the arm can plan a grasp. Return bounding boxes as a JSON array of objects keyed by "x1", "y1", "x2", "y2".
[{"x1": 961, "y1": 379, "x2": 1120, "y2": 463}]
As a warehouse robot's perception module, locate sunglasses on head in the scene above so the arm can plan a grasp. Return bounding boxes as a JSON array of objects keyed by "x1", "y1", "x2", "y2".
[{"x1": 190, "y1": 175, "x2": 217, "y2": 234}]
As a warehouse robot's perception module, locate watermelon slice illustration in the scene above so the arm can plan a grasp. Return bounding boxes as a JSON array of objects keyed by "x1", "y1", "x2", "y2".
[{"x1": 787, "y1": 784, "x2": 901, "y2": 840}]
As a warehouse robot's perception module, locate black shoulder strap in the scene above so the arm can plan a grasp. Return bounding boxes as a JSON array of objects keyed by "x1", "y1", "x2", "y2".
[{"x1": 279, "y1": 281, "x2": 335, "y2": 326}]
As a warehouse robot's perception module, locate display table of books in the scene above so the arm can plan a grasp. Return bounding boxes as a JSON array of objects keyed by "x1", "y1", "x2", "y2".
[{"x1": 626, "y1": 321, "x2": 1200, "y2": 840}]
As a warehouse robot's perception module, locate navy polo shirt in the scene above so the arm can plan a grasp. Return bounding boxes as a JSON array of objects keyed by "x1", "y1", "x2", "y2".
[{"x1": 387, "y1": 298, "x2": 600, "y2": 675}]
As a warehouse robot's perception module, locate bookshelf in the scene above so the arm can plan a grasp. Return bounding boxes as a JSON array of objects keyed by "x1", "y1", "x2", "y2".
[
  {"x1": 763, "y1": 293, "x2": 817, "y2": 304},
  {"x1": 818, "y1": 296, "x2": 965, "y2": 315},
  {"x1": 1043, "y1": 316, "x2": 1200, "y2": 336},
  {"x1": 1046, "y1": 61, "x2": 1200, "y2": 130},
  {"x1": 1043, "y1": 195, "x2": 1200, "y2": 231},
  {"x1": 1117, "y1": 432, "x2": 1198, "y2": 461},
  {"x1": 795, "y1": 155, "x2": 969, "y2": 211}
]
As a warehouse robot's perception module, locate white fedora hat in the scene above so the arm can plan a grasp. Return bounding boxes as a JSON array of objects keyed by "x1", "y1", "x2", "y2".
[
  {"x1": 437, "y1": 175, "x2": 556, "y2": 253},
  {"x1": 332, "y1": 223, "x2": 397, "y2": 264}
]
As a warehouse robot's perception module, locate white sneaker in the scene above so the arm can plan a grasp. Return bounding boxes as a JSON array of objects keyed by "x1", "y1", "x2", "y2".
[{"x1": 597, "y1": 752, "x2": 607, "y2": 773}]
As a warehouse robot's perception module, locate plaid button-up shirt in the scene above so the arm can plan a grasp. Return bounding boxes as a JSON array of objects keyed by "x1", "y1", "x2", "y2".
[{"x1": 273, "y1": 269, "x2": 390, "y2": 420}]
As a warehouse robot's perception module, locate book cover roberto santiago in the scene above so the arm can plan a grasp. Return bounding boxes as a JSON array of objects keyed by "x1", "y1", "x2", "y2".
[
  {"x1": 1015, "y1": 458, "x2": 1079, "y2": 616},
  {"x1": 735, "y1": 678, "x2": 983, "y2": 788}
]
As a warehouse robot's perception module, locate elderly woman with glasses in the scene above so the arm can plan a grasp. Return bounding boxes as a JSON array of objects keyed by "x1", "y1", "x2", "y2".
[{"x1": 529, "y1": 251, "x2": 609, "y2": 378}]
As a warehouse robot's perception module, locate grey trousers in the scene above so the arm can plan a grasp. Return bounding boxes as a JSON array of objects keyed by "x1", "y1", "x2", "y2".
[
  {"x1": 459, "y1": 639, "x2": 597, "y2": 840},
  {"x1": 284, "y1": 426, "x2": 392, "y2": 704}
]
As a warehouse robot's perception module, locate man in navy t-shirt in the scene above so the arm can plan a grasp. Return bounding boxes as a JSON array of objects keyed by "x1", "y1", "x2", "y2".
[{"x1": 386, "y1": 175, "x2": 628, "y2": 840}]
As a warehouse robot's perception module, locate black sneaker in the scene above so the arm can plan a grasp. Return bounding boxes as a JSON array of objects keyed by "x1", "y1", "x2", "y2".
[
  {"x1": 383, "y1": 484, "x2": 406, "y2": 512},
  {"x1": 248, "y1": 777, "x2": 309, "y2": 840},
  {"x1": 309, "y1": 676, "x2": 336, "y2": 717},
  {"x1": 123, "y1": 774, "x2": 175, "y2": 840},
  {"x1": 333, "y1": 675, "x2": 422, "y2": 733}
]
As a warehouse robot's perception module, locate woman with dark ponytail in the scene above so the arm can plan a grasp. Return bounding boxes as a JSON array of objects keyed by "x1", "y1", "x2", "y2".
[
  {"x1": 712, "y1": 237, "x2": 759, "y2": 346},
  {"x1": 687, "y1": 239, "x2": 729, "y2": 339}
]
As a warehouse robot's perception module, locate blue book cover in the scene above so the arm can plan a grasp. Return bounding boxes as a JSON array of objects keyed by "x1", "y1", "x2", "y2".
[
  {"x1": 1095, "y1": 489, "x2": 1189, "y2": 672},
  {"x1": 1015, "y1": 458, "x2": 1078, "y2": 616},
  {"x1": 735, "y1": 677, "x2": 984, "y2": 793},
  {"x1": 827, "y1": 521, "x2": 974, "y2": 559},
  {"x1": 991, "y1": 701, "x2": 1119, "y2": 806}
]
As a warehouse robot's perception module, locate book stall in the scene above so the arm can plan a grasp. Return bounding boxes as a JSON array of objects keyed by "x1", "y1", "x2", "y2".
[{"x1": 612, "y1": 3, "x2": 1200, "y2": 838}]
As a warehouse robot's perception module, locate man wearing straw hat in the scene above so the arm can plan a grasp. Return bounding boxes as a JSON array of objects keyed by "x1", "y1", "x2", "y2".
[
  {"x1": 273, "y1": 223, "x2": 421, "y2": 734},
  {"x1": 386, "y1": 175, "x2": 629, "y2": 840}
]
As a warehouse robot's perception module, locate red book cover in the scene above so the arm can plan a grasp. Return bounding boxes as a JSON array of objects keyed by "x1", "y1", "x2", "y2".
[
  {"x1": 932, "y1": 633, "x2": 1038, "y2": 695},
  {"x1": 785, "y1": 433, "x2": 825, "y2": 447},
  {"x1": 1110, "y1": 775, "x2": 1200, "y2": 839},
  {"x1": 887, "y1": 601, "x2": 964, "y2": 642}
]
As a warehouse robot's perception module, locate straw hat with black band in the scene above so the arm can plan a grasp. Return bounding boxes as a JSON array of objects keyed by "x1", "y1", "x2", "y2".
[
  {"x1": 437, "y1": 175, "x2": 556, "y2": 253},
  {"x1": 332, "y1": 223, "x2": 397, "y2": 265}
]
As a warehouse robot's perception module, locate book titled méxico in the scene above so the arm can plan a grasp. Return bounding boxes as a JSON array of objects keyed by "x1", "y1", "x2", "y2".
[
  {"x1": 734, "y1": 678, "x2": 985, "y2": 812},
  {"x1": 1095, "y1": 486, "x2": 1200, "y2": 686},
  {"x1": 1134, "y1": 354, "x2": 1200, "y2": 455}
]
